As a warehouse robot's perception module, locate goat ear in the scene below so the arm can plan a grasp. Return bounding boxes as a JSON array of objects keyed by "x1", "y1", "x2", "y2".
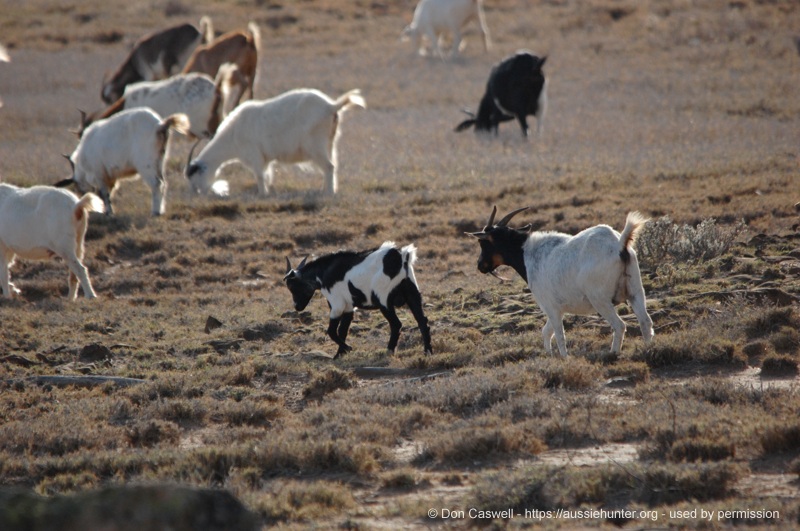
[
  {"x1": 454, "y1": 119, "x2": 475, "y2": 132},
  {"x1": 538, "y1": 56, "x2": 547, "y2": 68},
  {"x1": 465, "y1": 231, "x2": 491, "y2": 241}
]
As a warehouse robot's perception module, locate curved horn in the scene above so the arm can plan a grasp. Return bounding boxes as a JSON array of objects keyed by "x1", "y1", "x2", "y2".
[
  {"x1": 297, "y1": 256, "x2": 308, "y2": 269},
  {"x1": 62, "y1": 153, "x2": 75, "y2": 175},
  {"x1": 485, "y1": 205, "x2": 498, "y2": 228},
  {"x1": 185, "y1": 138, "x2": 203, "y2": 177},
  {"x1": 496, "y1": 206, "x2": 529, "y2": 227},
  {"x1": 285, "y1": 257, "x2": 293, "y2": 275}
]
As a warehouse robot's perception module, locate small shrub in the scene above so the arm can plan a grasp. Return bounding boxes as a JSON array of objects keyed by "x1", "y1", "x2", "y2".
[
  {"x1": 126, "y1": 420, "x2": 180, "y2": 448},
  {"x1": 641, "y1": 463, "x2": 741, "y2": 505},
  {"x1": 255, "y1": 480, "x2": 355, "y2": 524},
  {"x1": 744, "y1": 307, "x2": 798, "y2": 339},
  {"x1": 761, "y1": 424, "x2": 800, "y2": 455},
  {"x1": 538, "y1": 357, "x2": 601, "y2": 390},
  {"x1": 669, "y1": 437, "x2": 735, "y2": 463},
  {"x1": 380, "y1": 468, "x2": 421, "y2": 491},
  {"x1": 638, "y1": 336, "x2": 745, "y2": 368},
  {"x1": 303, "y1": 368, "x2": 354, "y2": 402},
  {"x1": 760, "y1": 355, "x2": 799, "y2": 377},
  {"x1": 637, "y1": 216, "x2": 745, "y2": 266},
  {"x1": 36, "y1": 471, "x2": 98, "y2": 495},
  {"x1": 221, "y1": 401, "x2": 283, "y2": 427},
  {"x1": 418, "y1": 422, "x2": 545, "y2": 465}
]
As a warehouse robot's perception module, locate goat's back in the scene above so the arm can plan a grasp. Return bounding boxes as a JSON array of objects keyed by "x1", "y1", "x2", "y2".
[
  {"x1": 214, "y1": 89, "x2": 337, "y2": 145},
  {"x1": 523, "y1": 226, "x2": 626, "y2": 312},
  {"x1": 412, "y1": 0, "x2": 480, "y2": 29},
  {"x1": 0, "y1": 185, "x2": 86, "y2": 256}
]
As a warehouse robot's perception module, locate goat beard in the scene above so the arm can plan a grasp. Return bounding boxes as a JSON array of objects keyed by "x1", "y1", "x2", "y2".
[{"x1": 490, "y1": 270, "x2": 511, "y2": 282}]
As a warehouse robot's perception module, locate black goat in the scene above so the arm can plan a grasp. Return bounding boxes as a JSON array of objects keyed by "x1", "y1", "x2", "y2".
[
  {"x1": 283, "y1": 242, "x2": 433, "y2": 358},
  {"x1": 455, "y1": 51, "x2": 547, "y2": 137}
]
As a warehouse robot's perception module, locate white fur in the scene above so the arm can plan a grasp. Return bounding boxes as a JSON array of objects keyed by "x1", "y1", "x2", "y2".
[
  {"x1": 524, "y1": 212, "x2": 654, "y2": 356},
  {"x1": 0, "y1": 184, "x2": 104, "y2": 300},
  {"x1": 186, "y1": 88, "x2": 365, "y2": 196},
  {"x1": 69, "y1": 108, "x2": 190, "y2": 216},
  {"x1": 402, "y1": 0, "x2": 490, "y2": 58},
  {"x1": 120, "y1": 67, "x2": 239, "y2": 139},
  {"x1": 324, "y1": 242, "x2": 418, "y2": 319}
]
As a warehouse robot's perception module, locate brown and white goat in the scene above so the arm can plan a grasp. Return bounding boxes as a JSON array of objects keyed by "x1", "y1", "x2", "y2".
[
  {"x1": 101, "y1": 16, "x2": 214, "y2": 104},
  {"x1": 0, "y1": 183, "x2": 104, "y2": 300},
  {"x1": 182, "y1": 22, "x2": 261, "y2": 107}
]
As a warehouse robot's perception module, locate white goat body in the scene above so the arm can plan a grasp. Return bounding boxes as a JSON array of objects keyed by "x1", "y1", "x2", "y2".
[
  {"x1": 403, "y1": 0, "x2": 490, "y2": 58},
  {"x1": 523, "y1": 213, "x2": 654, "y2": 356},
  {"x1": 83, "y1": 66, "x2": 242, "y2": 139},
  {"x1": 186, "y1": 88, "x2": 365, "y2": 196},
  {"x1": 67, "y1": 108, "x2": 190, "y2": 216},
  {"x1": 471, "y1": 209, "x2": 654, "y2": 357},
  {"x1": 0, "y1": 183, "x2": 104, "y2": 300}
]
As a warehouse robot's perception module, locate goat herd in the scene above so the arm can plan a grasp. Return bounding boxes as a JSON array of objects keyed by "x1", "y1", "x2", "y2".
[{"x1": 0, "y1": 0, "x2": 655, "y2": 360}]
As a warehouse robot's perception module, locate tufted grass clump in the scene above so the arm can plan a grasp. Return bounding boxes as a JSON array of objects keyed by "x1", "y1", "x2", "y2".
[{"x1": 637, "y1": 216, "x2": 746, "y2": 266}]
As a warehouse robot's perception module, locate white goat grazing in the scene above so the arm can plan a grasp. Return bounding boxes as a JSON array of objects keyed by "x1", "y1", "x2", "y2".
[
  {"x1": 61, "y1": 108, "x2": 190, "y2": 216},
  {"x1": 79, "y1": 65, "x2": 244, "y2": 139},
  {"x1": 402, "y1": 0, "x2": 491, "y2": 58},
  {"x1": 468, "y1": 207, "x2": 655, "y2": 357},
  {"x1": 185, "y1": 88, "x2": 365, "y2": 196},
  {"x1": 0, "y1": 183, "x2": 104, "y2": 300}
]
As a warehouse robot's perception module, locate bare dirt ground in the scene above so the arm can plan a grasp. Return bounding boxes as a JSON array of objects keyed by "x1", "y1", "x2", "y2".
[{"x1": 1, "y1": 0, "x2": 799, "y2": 529}]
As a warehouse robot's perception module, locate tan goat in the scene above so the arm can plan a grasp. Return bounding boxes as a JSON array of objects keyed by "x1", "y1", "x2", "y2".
[{"x1": 182, "y1": 22, "x2": 261, "y2": 108}]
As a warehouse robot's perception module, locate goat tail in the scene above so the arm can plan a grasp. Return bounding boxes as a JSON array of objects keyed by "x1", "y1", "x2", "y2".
[
  {"x1": 247, "y1": 21, "x2": 262, "y2": 53},
  {"x1": 400, "y1": 243, "x2": 420, "y2": 287},
  {"x1": 158, "y1": 113, "x2": 191, "y2": 136},
  {"x1": 199, "y1": 15, "x2": 214, "y2": 45},
  {"x1": 334, "y1": 89, "x2": 366, "y2": 112},
  {"x1": 618, "y1": 211, "x2": 648, "y2": 263},
  {"x1": 74, "y1": 192, "x2": 105, "y2": 218}
]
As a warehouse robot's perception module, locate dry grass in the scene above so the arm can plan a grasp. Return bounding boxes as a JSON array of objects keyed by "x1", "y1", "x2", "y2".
[{"x1": 1, "y1": 0, "x2": 800, "y2": 528}]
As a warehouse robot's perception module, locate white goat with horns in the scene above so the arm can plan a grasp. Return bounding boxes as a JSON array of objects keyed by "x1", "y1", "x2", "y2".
[{"x1": 468, "y1": 206, "x2": 655, "y2": 356}]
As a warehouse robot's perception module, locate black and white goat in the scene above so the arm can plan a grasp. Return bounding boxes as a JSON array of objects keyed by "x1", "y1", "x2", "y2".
[
  {"x1": 455, "y1": 51, "x2": 547, "y2": 137},
  {"x1": 468, "y1": 206, "x2": 654, "y2": 357},
  {"x1": 283, "y1": 242, "x2": 433, "y2": 358}
]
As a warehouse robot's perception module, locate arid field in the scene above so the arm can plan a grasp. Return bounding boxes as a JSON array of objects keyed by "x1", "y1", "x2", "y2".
[{"x1": 0, "y1": 0, "x2": 799, "y2": 529}]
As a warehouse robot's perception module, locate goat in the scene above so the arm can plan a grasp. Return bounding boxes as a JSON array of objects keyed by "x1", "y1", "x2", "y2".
[
  {"x1": 402, "y1": 0, "x2": 490, "y2": 58},
  {"x1": 77, "y1": 65, "x2": 245, "y2": 139},
  {"x1": 284, "y1": 242, "x2": 433, "y2": 358},
  {"x1": 467, "y1": 206, "x2": 654, "y2": 357},
  {"x1": 0, "y1": 183, "x2": 104, "y2": 300},
  {"x1": 59, "y1": 109, "x2": 190, "y2": 216},
  {"x1": 101, "y1": 17, "x2": 213, "y2": 104},
  {"x1": 455, "y1": 51, "x2": 547, "y2": 137},
  {"x1": 185, "y1": 88, "x2": 365, "y2": 196},
  {"x1": 182, "y1": 22, "x2": 261, "y2": 107}
]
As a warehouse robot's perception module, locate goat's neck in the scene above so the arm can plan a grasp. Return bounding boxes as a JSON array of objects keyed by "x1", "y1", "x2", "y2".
[
  {"x1": 198, "y1": 131, "x2": 238, "y2": 174},
  {"x1": 498, "y1": 229, "x2": 529, "y2": 283}
]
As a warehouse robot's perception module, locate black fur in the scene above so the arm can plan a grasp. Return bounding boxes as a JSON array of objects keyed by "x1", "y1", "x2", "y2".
[
  {"x1": 284, "y1": 245, "x2": 433, "y2": 358},
  {"x1": 455, "y1": 51, "x2": 547, "y2": 137}
]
